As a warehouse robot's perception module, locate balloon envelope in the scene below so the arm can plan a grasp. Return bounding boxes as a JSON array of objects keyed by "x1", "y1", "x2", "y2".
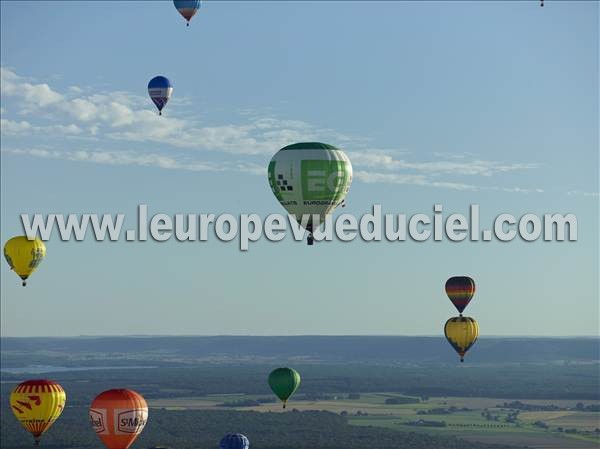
[
  {"x1": 174, "y1": 0, "x2": 201, "y2": 24},
  {"x1": 3, "y1": 236, "x2": 46, "y2": 286},
  {"x1": 268, "y1": 142, "x2": 352, "y2": 238},
  {"x1": 268, "y1": 367, "x2": 301, "y2": 408},
  {"x1": 220, "y1": 433, "x2": 250, "y2": 449},
  {"x1": 445, "y1": 276, "x2": 476, "y2": 314},
  {"x1": 10, "y1": 379, "x2": 66, "y2": 445},
  {"x1": 90, "y1": 389, "x2": 148, "y2": 449},
  {"x1": 147, "y1": 76, "x2": 173, "y2": 114},
  {"x1": 444, "y1": 316, "x2": 479, "y2": 362}
]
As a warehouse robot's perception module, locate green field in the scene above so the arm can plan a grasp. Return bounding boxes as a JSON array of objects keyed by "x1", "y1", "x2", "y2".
[{"x1": 148, "y1": 393, "x2": 600, "y2": 449}]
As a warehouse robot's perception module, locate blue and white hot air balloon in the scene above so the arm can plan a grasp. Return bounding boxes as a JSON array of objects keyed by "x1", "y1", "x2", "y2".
[
  {"x1": 220, "y1": 433, "x2": 249, "y2": 449},
  {"x1": 147, "y1": 76, "x2": 173, "y2": 116},
  {"x1": 174, "y1": 0, "x2": 201, "y2": 27}
]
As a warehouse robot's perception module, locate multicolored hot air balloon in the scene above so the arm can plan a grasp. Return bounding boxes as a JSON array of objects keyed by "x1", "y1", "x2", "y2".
[
  {"x1": 268, "y1": 142, "x2": 352, "y2": 245},
  {"x1": 10, "y1": 379, "x2": 66, "y2": 445},
  {"x1": 174, "y1": 0, "x2": 201, "y2": 26},
  {"x1": 4, "y1": 236, "x2": 46, "y2": 286},
  {"x1": 89, "y1": 389, "x2": 148, "y2": 449},
  {"x1": 147, "y1": 76, "x2": 173, "y2": 116},
  {"x1": 444, "y1": 316, "x2": 479, "y2": 362},
  {"x1": 220, "y1": 433, "x2": 250, "y2": 449},
  {"x1": 445, "y1": 276, "x2": 476, "y2": 315},
  {"x1": 268, "y1": 367, "x2": 301, "y2": 408}
]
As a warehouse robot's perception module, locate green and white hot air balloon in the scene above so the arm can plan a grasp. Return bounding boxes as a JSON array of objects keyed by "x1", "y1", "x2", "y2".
[{"x1": 268, "y1": 142, "x2": 353, "y2": 245}]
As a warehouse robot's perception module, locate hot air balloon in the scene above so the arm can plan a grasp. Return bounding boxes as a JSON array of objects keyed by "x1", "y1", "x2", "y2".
[
  {"x1": 174, "y1": 0, "x2": 201, "y2": 26},
  {"x1": 268, "y1": 142, "x2": 352, "y2": 245},
  {"x1": 10, "y1": 379, "x2": 66, "y2": 445},
  {"x1": 444, "y1": 316, "x2": 479, "y2": 362},
  {"x1": 445, "y1": 276, "x2": 475, "y2": 315},
  {"x1": 4, "y1": 236, "x2": 46, "y2": 286},
  {"x1": 90, "y1": 389, "x2": 148, "y2": 449},
  {"x1": 268, "y1": 367, "x2": 301, "y2": 408},
  {"x1": 147, "y1": 76, "x2": 173, "y2": 116},
  {"x1": 220, "y1": 433, "x2": 250, "y2": 449}
]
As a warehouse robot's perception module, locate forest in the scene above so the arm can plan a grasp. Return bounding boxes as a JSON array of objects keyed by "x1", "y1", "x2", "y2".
[
  {"x1": 1, "y1": 407, "x2": 519, "y2": 449},
  {"x1": 2, "y1": 362, "x2": 597, "y2": 403}
]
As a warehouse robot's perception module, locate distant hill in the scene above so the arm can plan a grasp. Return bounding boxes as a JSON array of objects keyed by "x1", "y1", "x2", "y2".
[{"x1": 1, "y1": 335, "x2": 598, "y2": 367}]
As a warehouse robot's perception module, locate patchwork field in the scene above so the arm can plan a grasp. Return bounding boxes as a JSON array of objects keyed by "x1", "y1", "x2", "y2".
[{"x1": 148, "y1": 393, "x2": 600, "y2": 449}]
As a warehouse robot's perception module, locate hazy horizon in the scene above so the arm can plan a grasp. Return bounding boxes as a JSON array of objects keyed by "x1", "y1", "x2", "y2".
[{"x1": 2, "y1": 333, "x2": 599, "y2": 339}]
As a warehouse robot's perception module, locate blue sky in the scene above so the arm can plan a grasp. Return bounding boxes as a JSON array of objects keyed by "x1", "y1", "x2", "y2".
[{"x1": 1, "y1": 1, "x2": 598, "y2": 337}]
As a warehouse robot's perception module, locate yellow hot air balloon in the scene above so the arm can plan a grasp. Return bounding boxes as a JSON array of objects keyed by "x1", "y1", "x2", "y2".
[
  {"x1": 10, "y1": 379, "x2": 66, "y2": 445},
  {"x1": 3, "y1": 236, "x2": 46, "y2": 286},
  {"x1": 444, "y1": 316, "x2": 479, "y2": 362}
]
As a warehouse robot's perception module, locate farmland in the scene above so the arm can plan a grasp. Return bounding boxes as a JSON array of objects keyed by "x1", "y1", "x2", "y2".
[
  {"x1": 2, "y1": 336, "x2": 598, "y2": 448},
  {"x1": 149, "y1": 392, "x2": 600, "y2": 449}
]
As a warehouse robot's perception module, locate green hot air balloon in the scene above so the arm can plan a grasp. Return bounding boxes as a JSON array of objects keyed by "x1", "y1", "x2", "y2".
[
  {"x1": 268, "y1": 367, "x2": 301, "y2": 408},
  {"x1": 268, "y1": 142, "x2": 353, "y2": 245}
]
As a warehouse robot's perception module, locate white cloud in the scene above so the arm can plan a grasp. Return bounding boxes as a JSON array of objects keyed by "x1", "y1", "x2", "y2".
[
  {"x1": 347, "y1": 149, "x2": 540, "y2": 191},
  {"x1": 1, "y1": 118, "x2": 83, "y2": 136},
  {"x1": 354, "y1": 170, "x2": 543, "y2": 193},
  {"x1": 348, "y1": 150, "x2": 536, "y2": 177},
  {"x1": 490, "y1": 186, "x2": 544, "y2": 194},
  {"x1": 1, "y1": 118, "x2": 33, "y2": 133},
  {"x1": 433, "y1": 151, "x2": 479, "y2": 160},
  {"x1": 1, "y1": 67, "x2": 543, "y2": 193},
  {"x1": 1, "y1": 67, "x2": 352, "y2": 156},
  {"x1": 3, "y1": 145, "x2": 542, "y2": 193},
  {"x1": 354, "y1": 170, "x2": 478, "y2": 191},
  {"x1": 567, "y1": 190, "x2": 599, "y2": 198},
  {"x1": 2, "y1": 147, "x2": 265, "y2": 175},
  {"x1": 1, "y1": 67, "x2": 63, "y2": 109}
]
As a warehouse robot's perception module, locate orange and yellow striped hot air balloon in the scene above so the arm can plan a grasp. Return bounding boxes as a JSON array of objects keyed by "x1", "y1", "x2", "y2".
[{"x1": 10, "y1": 379, "x2": 66, "y2": 445}]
